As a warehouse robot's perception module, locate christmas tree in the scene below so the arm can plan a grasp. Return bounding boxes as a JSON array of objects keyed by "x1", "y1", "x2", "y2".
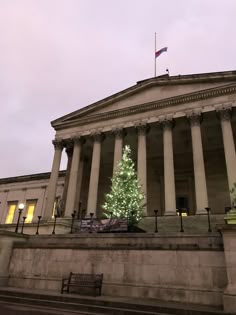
[{"x1": 102, "y1": 145, "x2": 145, "y2": 227}]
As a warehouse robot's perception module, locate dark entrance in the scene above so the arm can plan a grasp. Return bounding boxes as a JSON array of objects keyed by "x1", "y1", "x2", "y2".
[{"x1": 176, "y1": 196, "x2": 189, "y2": 215}]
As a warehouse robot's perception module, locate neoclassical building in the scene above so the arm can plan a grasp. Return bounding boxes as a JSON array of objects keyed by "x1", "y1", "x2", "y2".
[
  {"x1": 1, "y1": 70, "x2": 236, "y2": 225},
  {"x1": 44, "y1": 70, "x2": 236, "y2": 220}
]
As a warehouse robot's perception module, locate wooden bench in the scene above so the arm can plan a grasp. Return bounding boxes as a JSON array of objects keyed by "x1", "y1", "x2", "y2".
[{"x1": 61, "y1": 272, "x2": 103, "y2": 296}]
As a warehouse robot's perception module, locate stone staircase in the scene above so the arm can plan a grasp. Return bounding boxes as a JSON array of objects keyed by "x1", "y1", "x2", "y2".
[{"x1": 0, "y1": 287, "x2": 232, "y2": 315}]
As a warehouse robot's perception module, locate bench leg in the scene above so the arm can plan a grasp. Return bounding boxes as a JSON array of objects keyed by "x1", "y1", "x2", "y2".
[{"x1": 61, "y1": 285, "x2": 65, "y2": 294}]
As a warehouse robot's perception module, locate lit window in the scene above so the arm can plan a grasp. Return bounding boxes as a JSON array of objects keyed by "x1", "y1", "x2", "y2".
[
  {"x1": 25, "y1": 200, "x2": 37, "y2": 223},
  {"x1": 5, "y1": 202, "x2": 17, "y2": 224}
]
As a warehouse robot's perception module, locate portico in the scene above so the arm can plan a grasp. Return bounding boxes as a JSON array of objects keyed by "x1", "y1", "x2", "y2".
[{"x1": 44, "y1": 71, "x2": 236, "y2": 220}]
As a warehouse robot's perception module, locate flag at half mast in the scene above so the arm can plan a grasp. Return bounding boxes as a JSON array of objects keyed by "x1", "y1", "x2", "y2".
[{"x1": 155, "y1": 47, "x2": 168, "y2": 58}]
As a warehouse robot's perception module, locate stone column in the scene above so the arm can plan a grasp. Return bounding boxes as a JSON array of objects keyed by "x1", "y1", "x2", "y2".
[
  {"x1": 87, "y1": 132, "x2": 104, "y2": 216},
  {"x1": 112, "y1": 127, "x2": 125, "y2": 174},
  {"x1": 160, "y1": 116, "x2": 176, "y2": 216},
  {"x1": 60, "y1": 140, "x2": 73, "y2": 216},
  {"x1": 64, "y1": 136, "x2": 83, "y2": 217},
  {"x1": 0, "y1": 190, "x2": 9, "y2": 224},
  {"x1": 44, "y1": 139, "x2": 63, "y2": 220},
  {"x1": 187, "y1": 111, "x2": 208, "y2": 214},
  {"x1": 136, "y1": 122, "x2": 149, "y2": 215},
  {"x1": 74, "y1": 158, "x2": 85, "y2": 218},
  {"x1": 216, "y1": 104, "x2": 236, "y2": 198}
]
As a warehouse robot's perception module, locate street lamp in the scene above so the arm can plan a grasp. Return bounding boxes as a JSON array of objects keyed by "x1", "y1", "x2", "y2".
[
  {"x1": 89, "y1": 212, "x2": 94, "y2": 233},
  {"x1": 52, "y1": 214, "x2": 58, "y2": 234},
  {"x1": 205, "y1": 207, "x2": 212, "y2": 232},
  {"x1": 178, "y1": 208, "x2": 184, "y2": 233},
  {"x1": 36, "y1": 216, "x2": 42, "y2": 235},
  {"x1": 154, "y1": 209, "x2": 158, "y2": 233},
  {"x1": 15, "y1": 203, "x2": 24, "y2": 233},
  {"x1": 21, "y1": 216, "x2": 27, "y2": 234},
  {"x1": 70, "y1": 211, "x2": 76, "y2": 234}
]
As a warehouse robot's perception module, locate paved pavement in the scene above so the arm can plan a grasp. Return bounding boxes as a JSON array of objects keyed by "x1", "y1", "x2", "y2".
[{"x1": 0, "y1": 301, "x2": 89, "y2": 315}]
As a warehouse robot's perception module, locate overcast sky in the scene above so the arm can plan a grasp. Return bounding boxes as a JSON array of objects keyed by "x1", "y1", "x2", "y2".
[{"x1": 0, "y1": 0, "x2": 235, "y2": 178}]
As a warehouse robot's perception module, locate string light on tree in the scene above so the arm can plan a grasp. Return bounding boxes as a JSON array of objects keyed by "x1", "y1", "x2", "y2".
[{"x1": 102, "y1": 145, "x2": 145, "y2": 227}]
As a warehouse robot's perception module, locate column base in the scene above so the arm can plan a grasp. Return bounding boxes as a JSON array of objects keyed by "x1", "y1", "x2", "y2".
[
  {"x1": 195, "y1": 210, "x2": 207, "y2": 215},
  {"x1": 164, "y1": 211, "x2": 177, "y2": 216}
]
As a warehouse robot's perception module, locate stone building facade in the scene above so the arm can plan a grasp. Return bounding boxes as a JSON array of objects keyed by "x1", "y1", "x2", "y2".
[
  {"x1": 0, "y1": 172, "x2": 65, "y2": 226},
  {"x1": 45, "y1": 70, "x2": 236, "y2": 220},
  {"x1": 0, "y1": 70, "x2": 236, "y2": 225}
]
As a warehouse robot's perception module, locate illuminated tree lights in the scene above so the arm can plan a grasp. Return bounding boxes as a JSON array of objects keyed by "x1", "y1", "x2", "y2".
[{"x1": 102, "y1": 145, "x2": 145, "y2": 227}]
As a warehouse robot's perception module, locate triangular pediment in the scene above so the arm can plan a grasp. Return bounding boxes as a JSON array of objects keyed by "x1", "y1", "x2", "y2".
[{"x1": 52, "y1": 71, "x2": 236, "y2": 129}]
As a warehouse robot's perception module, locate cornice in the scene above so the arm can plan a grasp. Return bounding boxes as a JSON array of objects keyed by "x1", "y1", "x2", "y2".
[
  {"x1": 0, "y1": 171, "x2": 66, "y2": 185},
  {"x1": 53, "y1": 83, "x2": 236, "y2": 131}
]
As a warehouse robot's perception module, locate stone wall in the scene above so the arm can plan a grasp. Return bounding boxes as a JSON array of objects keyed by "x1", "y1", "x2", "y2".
[{"x1": 7, "y1": 233, "x2": 227, "y2": 307}]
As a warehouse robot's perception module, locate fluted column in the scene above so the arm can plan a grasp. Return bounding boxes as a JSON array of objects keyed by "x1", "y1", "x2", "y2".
[
  {"x1": 216, "y1": 104, "x2": 236, "y2": 197},
  {"x1": 112, "y1": 127, "x2": 125, "y2": 174},
  {"x1": 136, "y1": 122, "x2": 149, "y2": 215},
  {"x1": 187, "y1": 111, "x2": 208, "y2": 214},
  {"x1": 60, "y1": 140, "x2": 73, "y2": 216},
  {"x1": 64, "y1": 136, "x2": 84, "y2": 217},
  {"x1": 44, "y1": 139, "x2": 63, "y2": 219},
  {"x1": 87, "y1": 132, "x2": 104, "y2": 216},
  {"x1": 160, "y1": 116, "x2": 176, "y2": 215}
]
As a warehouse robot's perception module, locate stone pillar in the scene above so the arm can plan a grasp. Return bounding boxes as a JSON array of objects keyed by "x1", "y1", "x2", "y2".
[
  {"x1": 112, "y1": 127, "x2": 125, "y2": 174},
  {"x1": 60, "y1": 140, "x2": 73, "y2": 216},
  {"x1": 74, "y1": 158, "x2": 85, "y2": 217},
  {"x1": 187, "y1": 111, "x2": 208, "y2": 214},
  {"x1": 220, "y1": 226, "x2": 236, "y2": 314},
  {"x1": 216, "y1": 104, "x2": 236, "y2": 198},
  {"x1": 87, "y1": 132, "x2": 104, "y2": 216},
  {"x1": 136, "y1": 122, "x2": 149, "y2": 215},
  {"x1": 160, "y1": 116, "x2": 176, "y2": 216},
  {"x1": 0, "y1": 190, "x2": 9, "y2": 224},
  {"x1": 44, "y1": 139, "x2": 63, "y2": 219},
  {"x1": 64, "y1": 137, "x2": 83, "y2": 217}
]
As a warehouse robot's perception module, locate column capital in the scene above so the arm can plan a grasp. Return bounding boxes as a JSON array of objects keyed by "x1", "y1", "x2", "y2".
[
  {"x1": 186, "y1": 110, "x2": 203, "y2": 126},
  {"x1": 63, "y1": 139, "x2": 74, "y2": 156},
  {"x1": 215, "y1": 104, "x2": 232, "y2": 121},
  {"x1": 112, "y1": 127, "x2": 126, "y2": 139},
  {"x1": 72, "y1": 136, "x2": 85, "y2": 146},
  {"x1": 159, "y1": 115, "x2": 175, "y2": 130},
  {"x1": 52, "y1": 139, "x2": 64, "y2": 150},
  {"x1": 135, "y1": 121, "x2": 150, "y2": 135},
  {"x1": 90, "y1": 131, "x2": 105, "y2": 143}
]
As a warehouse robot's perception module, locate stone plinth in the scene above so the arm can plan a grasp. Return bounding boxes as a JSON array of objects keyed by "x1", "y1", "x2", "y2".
[
  {"x1": 7, "y1": 233, "x2": 226, "y2": 307},
  {"x1": 0, "y1": 231, "x2": 27, "y2": 286},
  {"x1": 220, "y1": 225, "x2": 236, "y2": 314}
]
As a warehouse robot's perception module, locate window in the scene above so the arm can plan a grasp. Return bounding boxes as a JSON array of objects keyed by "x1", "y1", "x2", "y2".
[
  {"x1": 25, "y1": 200, "x2": 37, "y2": 223},
  {"x1": 5, "y1": 201, "x2": 18, "y2": 224}
]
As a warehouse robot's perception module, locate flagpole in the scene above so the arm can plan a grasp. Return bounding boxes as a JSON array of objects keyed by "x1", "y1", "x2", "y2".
[{"x1": 154, "y1": 32, "x2": 156, "y2": 77}]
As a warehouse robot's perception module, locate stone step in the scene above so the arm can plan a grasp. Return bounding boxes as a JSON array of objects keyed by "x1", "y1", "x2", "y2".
[
  {"x1": 138, "y1": 215, "x2": 225, "y2": 234},
  {"x1": 0, "y1": 288, "x2": 232, "y2": 315}
]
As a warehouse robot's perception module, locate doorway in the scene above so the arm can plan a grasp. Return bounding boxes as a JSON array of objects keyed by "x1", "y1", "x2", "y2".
[{"x1": 176, "y1": 196, "x2": 189, "y2": 215}]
